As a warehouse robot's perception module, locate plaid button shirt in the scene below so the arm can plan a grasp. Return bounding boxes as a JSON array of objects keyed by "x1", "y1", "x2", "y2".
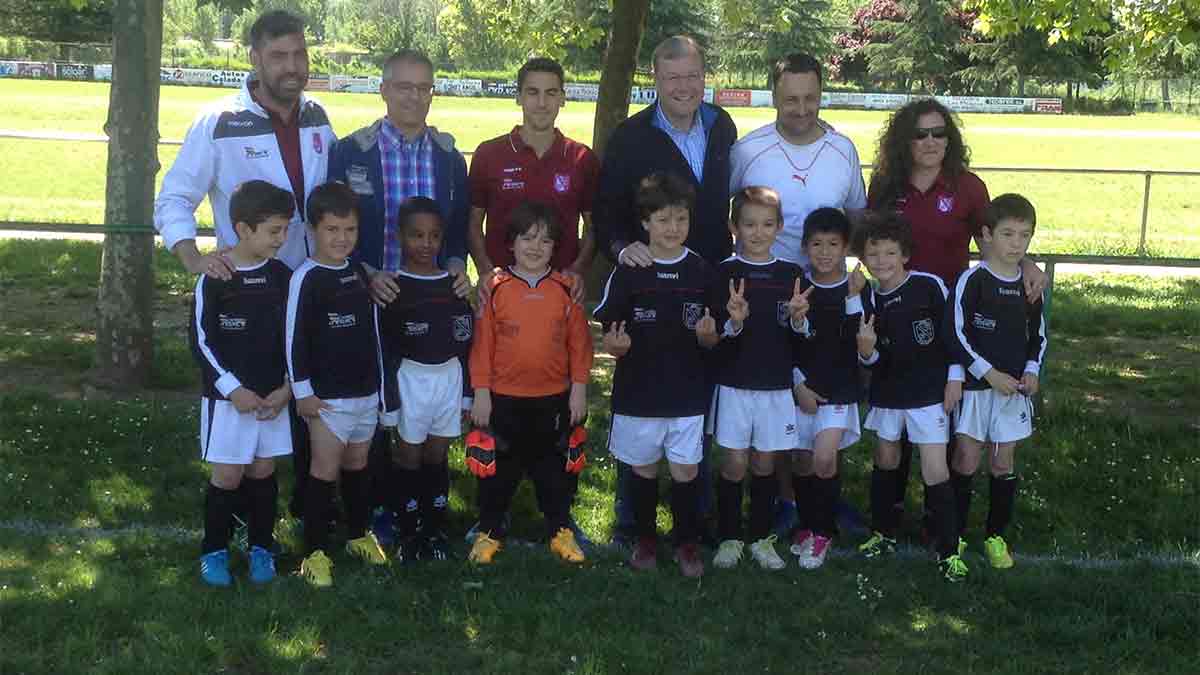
[{"x1": 379, "y1": 119, "x2": 435, "y2": 272}]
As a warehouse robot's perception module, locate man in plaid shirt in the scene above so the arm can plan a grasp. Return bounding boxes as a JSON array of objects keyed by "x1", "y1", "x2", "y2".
[
  {"x1": 328, "y1": 49, "x2": 471, "y2": 301},
  {"x1": 327, "y1": 49, "x2": 471, "y2": 549}
]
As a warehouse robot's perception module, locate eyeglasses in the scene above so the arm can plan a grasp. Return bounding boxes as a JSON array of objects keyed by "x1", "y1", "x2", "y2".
[
  {"x1": 659, "y1": 72, "x2": 704, "y2": 86},
  {"x1": 387, "y1": 82, "x2": 434, "y2": 96},
  {"x1": 913, "y1": 126, "x2": 947, "y2": 140}
]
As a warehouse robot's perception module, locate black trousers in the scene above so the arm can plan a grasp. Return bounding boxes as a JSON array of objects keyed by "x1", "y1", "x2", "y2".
[{"x1": 476, "y1": 392, "x2": 572, "y2": 538}]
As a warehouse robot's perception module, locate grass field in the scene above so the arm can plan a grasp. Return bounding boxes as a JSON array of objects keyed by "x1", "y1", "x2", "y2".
[
  {"x1": 0, "y1": 236, "x2": 1197, "y2": 672},
  {"x1": 2, "y1": 79, "x2": 1200, "y2": 256}
]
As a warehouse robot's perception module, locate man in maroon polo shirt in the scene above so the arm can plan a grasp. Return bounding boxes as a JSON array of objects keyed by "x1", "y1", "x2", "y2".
[{"x1": 467, "y1": 57, "x2": 598, "y2": 300}]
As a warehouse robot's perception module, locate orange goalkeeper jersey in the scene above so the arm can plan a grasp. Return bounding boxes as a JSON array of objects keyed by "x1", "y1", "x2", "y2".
[{"x1": 469, "y1": 268, "x2": 593, "y2": 398}]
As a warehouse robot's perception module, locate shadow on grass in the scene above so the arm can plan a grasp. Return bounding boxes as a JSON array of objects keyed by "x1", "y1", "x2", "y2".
[{"x1": 1, "y1": 532, "x2": 1197, "y2": 674}]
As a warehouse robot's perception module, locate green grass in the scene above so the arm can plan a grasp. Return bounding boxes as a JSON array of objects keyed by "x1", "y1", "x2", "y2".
[
  {"x1": 3, "y1": 79, "x2": 1200, "y2": 256},
  {"x1": 1, "y1": 239, "x2": 1198, "y2": 673}
]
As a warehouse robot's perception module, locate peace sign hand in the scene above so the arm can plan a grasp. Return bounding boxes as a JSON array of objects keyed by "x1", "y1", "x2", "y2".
[
  {"x1": 787, "y1": 279, "x2": 813, "y2": 323},
  {"x1": 603, "y1": 321, "x2": 632, "y2": 358},
  {"x1": 726, "y1": 278, "x2": 749, "y2": 326},
  {"x1": 695, "y1": 307, "x2": 719, "y2": 347},
  {"x1": 848, "y1": 263, "x2": 867, "y2": 297},
  {"x1": 857, "y1": 313, "x2": 877, "y2": 358}
]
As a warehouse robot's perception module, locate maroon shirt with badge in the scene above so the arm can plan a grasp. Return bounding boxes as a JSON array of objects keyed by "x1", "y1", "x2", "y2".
[
  {"x1": 873, "y1": 171, "x2": 989, "y2": 289},
  {"x1": 469, "y1": 127, "x2": 599, "y2": 271},
  {"x1": 251, "y1": 83, "x2": 305, "y2": 217}
]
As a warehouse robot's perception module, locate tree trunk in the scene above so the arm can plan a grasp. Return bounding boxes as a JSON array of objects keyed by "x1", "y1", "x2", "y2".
[
  {"x1": 94, "y1": 0, "x2": 162, "y2": 390},
  {"x1": 1017, "y1": 72, "x2": 1026, "y2": 97},
  {"x1": 592, "y1": 0, "x2": 650, "y2": 160},
  {"x1": 1162, "y1": 78, "x2": 1171, "y2": 110},
  {"x1": 587, "y1": 0, "x2": 650, "y2": 301}
]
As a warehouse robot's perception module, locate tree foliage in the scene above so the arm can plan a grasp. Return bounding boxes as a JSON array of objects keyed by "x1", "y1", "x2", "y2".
[
  {"x1": 715, "y1": 0, "x2": 832, "y2": 81},
  {"x1": 0, "y1": 0, "x2": 113, "y2": 43},
  {"x1": 438, "y1": 0, "x2": 605, "y2": 68}
]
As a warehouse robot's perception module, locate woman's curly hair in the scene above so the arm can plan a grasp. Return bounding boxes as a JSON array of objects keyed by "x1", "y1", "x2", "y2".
[{"x1": 867, "y1": 98, "x2": 971, "y2": 210}]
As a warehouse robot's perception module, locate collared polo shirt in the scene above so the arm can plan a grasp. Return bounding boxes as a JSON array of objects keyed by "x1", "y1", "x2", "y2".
[
  {"x1": 888, "y1": 171, "x2": 990, "y2": 289},
  {"x1": 652, "y1": 104, "x2": 707, "y2": 182},
  {"x1": 469, "y1": 127, "x2": 599, "y2": 270}
]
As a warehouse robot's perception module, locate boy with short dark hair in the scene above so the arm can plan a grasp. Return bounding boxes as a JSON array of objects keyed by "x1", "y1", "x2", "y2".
[
  {"x1": 191, "y1": 179, "x2": 295, "y2": 587},
  {"x1": 853, "y1": 213, "x2": 968, "y2": 581},
  {"x1": 377, "y1": 196, "x2": 474, "y2": 563},
  {"x1": 710, "y1": 186, "x2": 812, "y2": 572},
  {"x1": 789, "y1": 207, "x2": 865, "y2": 570},
  {"x1": 467, "y1": 201, "x2": 594, "y2": 565},
  {"x1": 287, "y1": 181, "x2": 387, "y2": 587},
  {"x1": 594, "y1": 171, "x2": 715, "y2": 577},
  {"x1": 946, "y1": 193, "x2": 1046, "y2": 570}
]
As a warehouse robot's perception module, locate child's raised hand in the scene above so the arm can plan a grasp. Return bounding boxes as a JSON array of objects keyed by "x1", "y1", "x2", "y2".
[
  {"x1": 983, "y1": 369, "x2": 1020, "y2": 396},
  {"x1": 856, "y1": 313, "x2": 877, "y2": 357},
  {"x1": 727, "y1": 278, "x2": 749, "y2": 324},
  {"x1": 848, "y1": 263, "x2": 867, "y2": 297},
  {"x1": 229, "y1": 387, "x2": 267, "y2": 415},
  {"x1": 694, "y1": 307, "x2": 718, "y2": 346},
  {"x1": 603, "y1": 321, "x2": 632, "y2": 357},
  {"x1": 1020, "y1": 373, "x2": 1040, "y2": 396},
  {"x1": 787, "y1": 280, "x2": 812, "y2": 323}
]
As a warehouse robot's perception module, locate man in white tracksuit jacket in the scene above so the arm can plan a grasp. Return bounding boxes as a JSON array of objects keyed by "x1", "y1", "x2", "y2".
[
  {"x1": 154, "y1": 10, "x2": 335, "y2": 539},
  {"x1": 155, "y1": 10, "x2": 336, "y2": 274}
]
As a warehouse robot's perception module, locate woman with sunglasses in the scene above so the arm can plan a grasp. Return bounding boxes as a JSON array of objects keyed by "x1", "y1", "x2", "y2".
[{"x1": 863, "y1": 98, "x2": 1046, "y2": 552}]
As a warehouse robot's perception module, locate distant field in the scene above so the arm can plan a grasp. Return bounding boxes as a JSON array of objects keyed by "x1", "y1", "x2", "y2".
[{"x1": 2, "y1": 79, "x2": 1200, "y2": 257}]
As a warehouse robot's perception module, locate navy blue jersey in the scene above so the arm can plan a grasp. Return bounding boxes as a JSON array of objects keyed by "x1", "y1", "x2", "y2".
[
  {"x1": 862, "y1": 271, "x2": 962, "y2": 409},
  {"x1": 593, "y1": 249, "x2": 715, "y2": 417},
  {"x1": 378, "y1": 269, "x2": 473, "y2": 412},
  {"x1": 796, "y1": 272, "x2": 863, "y2": 404},
  {"x1": 191, "y1": 259, "x2": 291, "y2": 400},
  {"x1": 947, "y1": 262, "x2": 1047, "y2": 392},
  {"x1": 711, "y1": 255, "x2": 807, "y2": 391},
  {"x1": 286, "y1": 259, "x2": 381, "y2": 400}
]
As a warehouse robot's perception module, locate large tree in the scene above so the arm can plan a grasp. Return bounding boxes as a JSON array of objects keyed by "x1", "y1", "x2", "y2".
[
  {"x1": 95, "y1": 0, "x2": 162, "y2": 389},
  {"x1": 716, "y1": 0, "x2": 832, "y2": 85}
]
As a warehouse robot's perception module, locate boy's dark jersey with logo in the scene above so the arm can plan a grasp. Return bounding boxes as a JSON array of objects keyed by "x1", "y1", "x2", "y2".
[
  {"x1": 191, "y1": 259, "x2": 291, "y2": 400},
  {"x1": 947, "y1": 262, "x2": 1047, "y2": 392},
  {"x1": 711, "y1": 255, "x2": 807, "y2": 391},
  {"x1": 378, "y1": 269, "x2": 474, "y2": 411},
  {"x1": 593, "y1": 249, "x2": 714, "y2": 417},
  {"x1": 796, "y1": 273, "x2": 863, "y2": 404},
  {"x1": 862, "y1": 271, "x2": 961, "y2": 409},
  {"x1": 286, "y1": 259, "x2": 381, "y2": 400}
]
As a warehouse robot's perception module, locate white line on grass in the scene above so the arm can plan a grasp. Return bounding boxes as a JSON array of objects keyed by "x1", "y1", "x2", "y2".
[{"x1": 2, "y1": 518, "x2": 1196, "y2": 570}]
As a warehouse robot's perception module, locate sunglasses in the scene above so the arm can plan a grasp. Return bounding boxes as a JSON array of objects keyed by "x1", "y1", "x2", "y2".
[{"x1": 913, "y1": 126, "x2": 948, "y2": 140}]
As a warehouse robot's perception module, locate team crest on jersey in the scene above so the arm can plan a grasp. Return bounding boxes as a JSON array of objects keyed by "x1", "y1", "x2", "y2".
[
  {"x1": 776, "y1": 301, "x2": 790, "y2": 327},
  {"x1": 937, "y1": 195, "x2": 954, "y2": 213},
  {"x1": 554, "y1": 173, "x2": 571, "y2": 193},
  {"x1": 312, "y1": 133, "x2": 323, "y2": 154},
  {"x1": 682, "y1": 302, "x2": 703, "y2": 329},
  {"x1": 912, "y1": 318, "x2": 935, "y2": 346},
  {"x1": 452, "y1": 314, "x2": 472, "y2": 342}
]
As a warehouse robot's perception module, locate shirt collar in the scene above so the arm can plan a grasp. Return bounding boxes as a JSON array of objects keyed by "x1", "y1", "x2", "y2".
[
  {"x1": 654, "y1": 103, "x2": 699, "y2": 135},
  {"x1": 381, "y1": 117, "x2": 427, "y2": 148},
  {"x1": 247, "y1": 79, "x2": 300, "y2": 126},
  {"x1": 910, "y1": 171, "x2": 949, "y2": 196},
  {"x1": 508, "y1": 126, "x2": 565, "y2": 157}
]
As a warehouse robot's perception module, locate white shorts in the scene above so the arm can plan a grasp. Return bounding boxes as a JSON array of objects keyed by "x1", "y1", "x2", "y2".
[
  {"x1": 608, "y1": 414, "x2": 705, "y2": 466},
  {"x1": 200, "y1": 397, "x2": 293, "y2": 465},
  {"x1": 382, "y1": 358, "x2": 465, "y2": 444},
  {"x1": 955, "y1": 389, "x2": 1033, "y2": 443},
  {"x1": 865, "y1": 403, "x2": 950, "y2": 444},
  {"x1": 794, "y1": 403, "x2": 861, "y2": 451},
  {"x1": 712, "y1": 386, "x2": 797, "y2": 452},
  {"x1": 317, "y1": 394, "x2": 379, "y2": 444}
]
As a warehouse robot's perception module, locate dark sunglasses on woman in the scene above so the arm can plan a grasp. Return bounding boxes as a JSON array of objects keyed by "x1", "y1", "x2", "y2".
[{"x1": 913, "y1": 126, "x2": 947, "y2": 140}]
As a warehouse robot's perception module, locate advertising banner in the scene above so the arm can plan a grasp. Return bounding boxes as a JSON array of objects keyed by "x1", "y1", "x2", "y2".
[
  {"x1": 55, "y1": 63, "x2": 94, "y2": 81},
  {"x1": 18, "y1": 62, "x2": 52, "y2": 79},
  {"x1": 565, "y1": 83, "x2": 599, "y2": 102},
  {"x1": 716, "y1": 89, "x2": 752, "y2": 107}
]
